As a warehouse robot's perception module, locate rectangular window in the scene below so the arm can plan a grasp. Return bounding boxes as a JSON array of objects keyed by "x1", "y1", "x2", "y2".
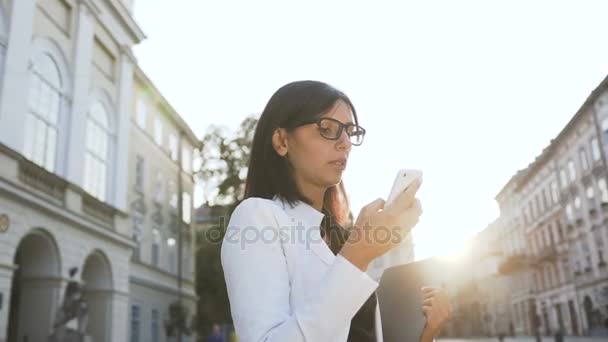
[
  {"x1": 599, "y1": 179, "x2": 608, "y2": 203},
  {"x1": 591, "y1": 137, "x2": 601, "y2": 161},
  {"x1": 151, "y1": 309, "x2": 159, "y2": 342},
  {"x1": 556, "y1": 220, "x2": 564, "y2": 242},
  {"x1": 568, "y1": 159, "x2": 576, "y2": 182},
  {"x1": 154, "y1": 171, "x2": 164, "y2": 204},
  {"x1": 130, "y1": 304, "x2": 141, "y2": 342},
  {"x1": 169, "y1": 134, "x2": 178, "y2": 161},
  {"x1": 169, "y1": 247, "x2": 177, "y2": 274},
  {"x1": 136, "y1": 98, "x2": 146, "y2": 129},
  {"x1": 560, "y1": 169, "x2": 568, "y2": 189},
  {"x1": 132, "y1": 235, "x2": 142, "y2": 261},
  {"x1": 152, "y1": 228, "x2": 160, "y2": 267},
  {"x1": 587, "y1": 184, "x2": 595, "y2": 201},
  {"x1": 602, "y1": 118, "x2": 608, "y2": 144},
  {"x1": 580, "y1": 147, "x2": 589, "y2": 171},
  {"x1": 182, "y1": 192, "x2": 192, "y2": 224},
  {"x1": 542, "y1": 189, "x2": 549, "y2": 212},
  {"x1": 135, "y1": 155, "x2": 145, "y2": 193},
  {"x1": 154, "y1": 117, "x2": 163, "y2": 146},
  {"x1": 566, "y1": 204, "x2": 574, "y2": 221},
  {"x1": 562, "y1": 259, "x2": 569, "y2": 281},
  {"x1": 168, "y1": 180, "x2": 178, "y2": 209},
  {"x1": 184, "y1": 244, "x2": 191, "y2": 280},
  {"x1": 574, "y1": 258, "x2": 581, "y2": 273},
  {"x1": 574, "y1": 196, "x2": 582, "y2": 211},
  {"x1": 551, "y1": 181, "x2": 559, "y2": 204},
  {"x1": 182, "y1": 146, "x2": 192, "y2": 173}
]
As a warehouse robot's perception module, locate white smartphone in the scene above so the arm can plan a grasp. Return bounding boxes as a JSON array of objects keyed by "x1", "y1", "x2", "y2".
[{"x1": 386, "y1": 169, "x2": 422, "y2": 205}]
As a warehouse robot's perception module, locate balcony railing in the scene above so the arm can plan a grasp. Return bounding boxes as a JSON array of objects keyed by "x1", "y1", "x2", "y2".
[
  {"x1": 534, "y1": 245, "x2": 559, "y2": 265},
  {"x1": 82, "y1": 193, "x2": 116, "y2": 227},
  {"x1": 18, "y1": 158, "x2": 68, "y2": 202},
  {"x1": 498, "y1": 254, "x2": 534, "y2": 275}
]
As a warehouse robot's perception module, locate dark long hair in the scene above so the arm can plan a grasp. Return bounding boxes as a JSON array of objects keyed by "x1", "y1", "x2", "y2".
[{"x1": 244, "y1": 80, "x2": 360, "y2": 225}]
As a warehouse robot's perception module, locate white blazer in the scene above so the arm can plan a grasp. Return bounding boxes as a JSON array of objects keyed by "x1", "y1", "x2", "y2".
[{"x1": 221, "y1": 196, "x2": 407, "y2": 342}]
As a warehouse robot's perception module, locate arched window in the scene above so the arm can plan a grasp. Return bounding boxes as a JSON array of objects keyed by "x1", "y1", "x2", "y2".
[
  {"x1": 84, "y1": 101, "x2": 113, "y2": 201},
  {"x1": 24, "y1": 53, "x2": 63, "y2": 171}
]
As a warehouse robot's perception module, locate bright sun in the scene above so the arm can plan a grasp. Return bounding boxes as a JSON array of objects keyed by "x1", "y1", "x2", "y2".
[{"x1": 414, "y1": 231, "x2": 472, "y2": 262}]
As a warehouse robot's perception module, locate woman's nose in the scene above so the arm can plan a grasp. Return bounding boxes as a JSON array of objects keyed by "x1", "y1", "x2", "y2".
[{"x1": 336, "y1": 129, "x2": 352, "y2": 151}]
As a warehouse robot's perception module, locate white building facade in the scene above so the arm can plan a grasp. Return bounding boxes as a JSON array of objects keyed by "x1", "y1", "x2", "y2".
[
  {"x1": 127, "y1": 67, "x2": 198, "y2": 342},
  {"x1": 0, "y1": 1, "x2": 198, "y2": 341}
]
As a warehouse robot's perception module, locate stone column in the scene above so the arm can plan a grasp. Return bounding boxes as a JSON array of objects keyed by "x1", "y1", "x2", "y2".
[
  {"x1": 0, "y1": 0, "x2": 36, "y2": 152},
  {"x1": 64, "y1": 2, "x2": 96, "y2": 187},
  {"x1": 113, "y1": 47, "x2": 136, "y2": 211}
]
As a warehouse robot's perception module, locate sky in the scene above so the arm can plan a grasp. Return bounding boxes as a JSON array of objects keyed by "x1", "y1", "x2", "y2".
[{"x1": 132, "y1": 0, "x2": 608, "y2": 260}]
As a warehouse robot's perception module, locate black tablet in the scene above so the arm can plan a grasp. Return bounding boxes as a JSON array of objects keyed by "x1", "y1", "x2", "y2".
[{"x1": 376, "y1": 257, "x2": 448, "y2": 342}]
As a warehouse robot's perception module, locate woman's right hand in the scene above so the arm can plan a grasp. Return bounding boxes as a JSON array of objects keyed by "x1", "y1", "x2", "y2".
[{"x1": 339, "y1": 178, "x2": 422, "y2": 271}]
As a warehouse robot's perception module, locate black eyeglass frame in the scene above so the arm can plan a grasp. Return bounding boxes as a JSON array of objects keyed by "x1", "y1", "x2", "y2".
[{"x1": 293, "y1": 117, "x2": 366, "y2": 146}]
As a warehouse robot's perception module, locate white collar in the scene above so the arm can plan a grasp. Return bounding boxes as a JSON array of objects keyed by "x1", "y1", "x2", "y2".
[{"x1": 272, "y1": 194, "x2": 325, "y2": 228}]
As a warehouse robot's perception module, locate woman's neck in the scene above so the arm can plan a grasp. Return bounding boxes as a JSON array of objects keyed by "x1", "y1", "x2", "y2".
[{"x1": 297, "y1": 181, "x2": 326, "y2": 212}]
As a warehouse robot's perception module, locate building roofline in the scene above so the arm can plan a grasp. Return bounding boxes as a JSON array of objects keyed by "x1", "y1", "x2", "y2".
[
  {"x1": 496, "y1": 73, "x2": 608, "y2": 197},
  {"x1": 133, "y1": 65, "x2": 201, "y2": 146}
]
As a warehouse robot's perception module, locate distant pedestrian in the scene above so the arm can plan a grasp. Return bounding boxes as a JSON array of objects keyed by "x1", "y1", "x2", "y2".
[{"x1": 207, "y1": 323, "x2": 224, "y2": 342}]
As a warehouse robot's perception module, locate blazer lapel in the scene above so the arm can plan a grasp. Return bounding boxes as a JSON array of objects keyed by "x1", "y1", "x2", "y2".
[
  {"x1": 307, "y1": 225, "x2": 336, "y2": 266},
  {"x1": 272, "y1": 196, "x2": 336, "y2": 266}
]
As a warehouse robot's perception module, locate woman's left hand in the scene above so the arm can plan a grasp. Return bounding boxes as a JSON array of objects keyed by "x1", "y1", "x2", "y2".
[{"x1": 419, "y1": 287, "x2": 451, "y2": 342}]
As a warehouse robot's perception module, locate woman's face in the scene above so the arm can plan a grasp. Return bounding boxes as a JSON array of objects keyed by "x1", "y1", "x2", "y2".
[{"x1": 284, "y1": 99, "x2": 355, "y2": 190}]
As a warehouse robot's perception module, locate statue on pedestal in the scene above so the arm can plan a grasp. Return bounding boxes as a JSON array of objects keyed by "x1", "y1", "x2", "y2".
[{"x1": 49, "y1": 267, "x2": 89, "y2": 342}]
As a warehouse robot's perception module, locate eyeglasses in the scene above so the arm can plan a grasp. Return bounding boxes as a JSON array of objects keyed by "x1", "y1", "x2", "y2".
[{"x1": 295, "y1": 117, "x2": 366, "y2": 146}]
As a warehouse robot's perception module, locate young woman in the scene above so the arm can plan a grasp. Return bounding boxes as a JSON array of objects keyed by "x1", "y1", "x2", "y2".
[{"x1": 221, "y1": 80, "x2": 450, "y2": 342}]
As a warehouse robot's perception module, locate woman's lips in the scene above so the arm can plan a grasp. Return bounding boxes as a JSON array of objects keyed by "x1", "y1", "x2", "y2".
[{"x1": 328, "y1": 158, "x2": 347, "y2": 170}]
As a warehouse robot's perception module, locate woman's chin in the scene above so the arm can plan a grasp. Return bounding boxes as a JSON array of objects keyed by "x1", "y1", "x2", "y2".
[{"x1": 325, "y1": 173, "x2": 343, "y2": 186}]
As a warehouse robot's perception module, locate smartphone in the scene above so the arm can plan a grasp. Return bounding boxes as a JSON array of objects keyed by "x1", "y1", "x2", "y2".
[{"x1": 386, "y1": 169, "x2": 422, "y2": 205}]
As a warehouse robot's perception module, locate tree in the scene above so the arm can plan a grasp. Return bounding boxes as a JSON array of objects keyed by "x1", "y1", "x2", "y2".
[
  {"x1": 194, "y1": 115, "x2": 258, "y2": 340},
  {"x1": 198, "y1": 116, "x2": 257, "y2": 206}
]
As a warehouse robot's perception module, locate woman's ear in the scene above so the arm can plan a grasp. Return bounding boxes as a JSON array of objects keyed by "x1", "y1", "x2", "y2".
[{"x1": 272, "y1": 128, "x2": 289, "y2": 157}]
